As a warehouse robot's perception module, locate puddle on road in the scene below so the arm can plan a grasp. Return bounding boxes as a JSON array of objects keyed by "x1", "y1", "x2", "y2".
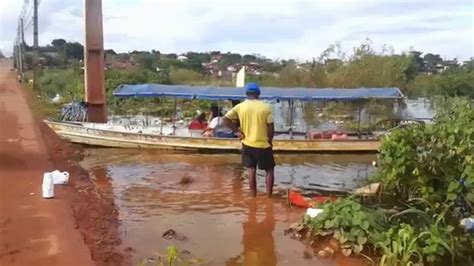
[{"x1": 81, "y1": 149, "x2": 374, "y2": 265}]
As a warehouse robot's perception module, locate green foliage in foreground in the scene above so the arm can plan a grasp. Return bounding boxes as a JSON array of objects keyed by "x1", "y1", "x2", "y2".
[
  {"x1": 303, "y1": 99, "x2": 474, "y2": 265},
  {"x1": 139, "y1": 245, "x2": 204, "y2": 266},
  {"x1": 372, "y1": 98, "x2": 474, "y2": 204},
  {"x1": 303, "y1": 198, "x2": 388, "y2": 256},
  {"x1": 305, "y1": 198, "x2": 473, "y2": 265}
]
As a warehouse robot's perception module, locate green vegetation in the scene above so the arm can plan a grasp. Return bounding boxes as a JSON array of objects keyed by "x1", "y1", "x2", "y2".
[
  {"x1": 407, "y1": 69, "x2": 474, "y2": 98},
  {"x1": 247, "y1": 42, "x2": 473, "y2": 99},
  {"x1": 372, "y1": 98, "x2": 473, "y2": 203},
  {"x1": 139, "y1": 245, "x2": 204, "y2": 266},
  {"x1": 295, "y1": 98, "x2": 474, "y2": 265},
  {"x1": 29, "y1": 38, "x2": 473, "y2": 106},
  {"x1": 303, "y1": 198, "x2": 388, "y2": 256}
]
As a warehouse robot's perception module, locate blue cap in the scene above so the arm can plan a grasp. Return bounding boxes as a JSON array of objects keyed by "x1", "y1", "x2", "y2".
[{"x1": 245, "y1": 83, "x2": 261, "y2": 94}]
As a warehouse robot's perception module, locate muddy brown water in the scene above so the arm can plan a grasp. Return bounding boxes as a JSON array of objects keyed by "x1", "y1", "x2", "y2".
[{"x1": 80, "y1": 149, "x2": 375, "y2": 265}]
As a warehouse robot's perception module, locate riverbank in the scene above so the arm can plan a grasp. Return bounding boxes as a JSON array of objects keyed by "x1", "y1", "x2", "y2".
[{"x1": 0, "y1": 59, "x2": 126, "y2": 265}]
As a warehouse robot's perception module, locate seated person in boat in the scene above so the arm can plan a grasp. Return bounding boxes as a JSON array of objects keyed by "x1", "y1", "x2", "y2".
[
  {"x1": 203, "y1": 110, "x2": 236, "y2": 138},
  {"x1": 188, "y1": 112, "x2": 208, "y2": 130},
  {"x1": 209, "y1": 103, "x2": 220, "y2": 123}
]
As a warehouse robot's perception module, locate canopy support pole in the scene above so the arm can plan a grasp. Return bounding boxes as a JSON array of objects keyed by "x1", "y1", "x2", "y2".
[
  {"x1": 367, "y1": 111, "x2": 371, "y2": 138},
  {"x1": 159, "y1": 97, "x2": 164, "y2": 135},
  {"x1": 289, "y1": 100, "x2": 294, "y2": 139},
  {"x1": 172, "y1": 97, "x2": 177, "y2": 135},
  {"x1": 357, "y1": 104, "x2": 362, "y2": 137}
]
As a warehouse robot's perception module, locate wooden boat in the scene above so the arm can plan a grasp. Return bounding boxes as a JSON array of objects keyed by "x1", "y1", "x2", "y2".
[
  {"x1": 44, "y1": 120, "x2": 381, "y2": 152},
  {"x1": 45, "y1": 85, "x2": 405, "y2": 153}
]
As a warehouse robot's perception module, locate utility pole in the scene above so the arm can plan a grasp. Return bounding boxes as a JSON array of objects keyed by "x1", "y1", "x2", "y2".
[
  {"x1": 14, "y1": 41, "x2": 19, "y2": 71},
  {"x1": 84, "y1": 0, "x2": 107, "y2": 122},
  {"x1": 33, "y1": 0, "x2": 39, "y2": 90},
  {"x1": 19, "y1": 18, "x2": 24, "y2": 78}
]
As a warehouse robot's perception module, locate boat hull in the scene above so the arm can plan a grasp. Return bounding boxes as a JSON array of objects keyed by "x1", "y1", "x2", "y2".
[{"x1": 44, "y1": 120, "x2": 380, "y2": 152}]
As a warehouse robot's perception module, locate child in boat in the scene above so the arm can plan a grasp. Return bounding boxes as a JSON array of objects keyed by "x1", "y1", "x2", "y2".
[
  {"x1": 203, "y1": 110, "x2": 236, "y2": 138},
  {"x1": 188, "y1": 112, "x2": 208, "y2": 131},
  {"x1": 209, "y1": 103, "x2": 221, "y2": 122}
]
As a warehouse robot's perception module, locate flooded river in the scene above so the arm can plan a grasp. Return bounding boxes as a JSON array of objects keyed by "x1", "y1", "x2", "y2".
[
  {"x1": 81, "y1": 149, "x2": 374, "y2": 265},
  {"x1": 76, "y1": 98, "x2": 436, "y2": 265}
]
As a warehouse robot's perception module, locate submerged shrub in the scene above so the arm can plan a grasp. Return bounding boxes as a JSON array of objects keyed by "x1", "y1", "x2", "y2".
[{"x1": 373, "y1": 98, "x2": 474, "y2": 206}]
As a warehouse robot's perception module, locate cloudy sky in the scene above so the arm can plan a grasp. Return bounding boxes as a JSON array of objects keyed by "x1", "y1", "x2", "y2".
[{"x1": 0, "y1": 0, "x2": 472, "y2": 60}]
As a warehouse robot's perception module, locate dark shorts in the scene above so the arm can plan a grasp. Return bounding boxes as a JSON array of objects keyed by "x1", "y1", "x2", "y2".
[
  {"x1": 242, "y1": 144, "x2": 275, "y2": 170},
  {"x1": 214, "y1": 131, "x2": 236, "y2": 138}
]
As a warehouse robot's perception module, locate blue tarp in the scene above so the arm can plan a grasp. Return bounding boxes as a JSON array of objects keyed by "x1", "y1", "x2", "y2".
[{"x1": 113, "y1": 84, "x2": 403, "y2": 101}]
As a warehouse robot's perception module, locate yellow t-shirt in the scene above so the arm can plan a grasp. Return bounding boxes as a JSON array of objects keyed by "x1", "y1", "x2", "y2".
[{"x1": 225, "y1": 99, "x2": 273, "y2": 149}]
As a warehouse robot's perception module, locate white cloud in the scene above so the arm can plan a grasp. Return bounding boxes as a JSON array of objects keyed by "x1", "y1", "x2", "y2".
[{"x1": 0, "y1": 0, "x2": 472, "y2": 60}]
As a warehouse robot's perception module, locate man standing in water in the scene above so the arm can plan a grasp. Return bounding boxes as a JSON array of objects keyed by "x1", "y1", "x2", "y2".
[{"x1": 224, "y1": 83, "x2": 275, "y2": 197}]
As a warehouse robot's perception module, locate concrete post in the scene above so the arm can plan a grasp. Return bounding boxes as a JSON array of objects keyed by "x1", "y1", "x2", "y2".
[{"x1": 84, "y1": 0, "x2": 107, "y2": 122}]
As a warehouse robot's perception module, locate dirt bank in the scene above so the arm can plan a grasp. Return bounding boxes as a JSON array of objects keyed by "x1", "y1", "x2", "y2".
[
  {"x1": 0, "y1": 59, "x2": 126, "y2": 266},
  {"x1": 40, "y1": 125, "x2": 126, "y2": 265}
]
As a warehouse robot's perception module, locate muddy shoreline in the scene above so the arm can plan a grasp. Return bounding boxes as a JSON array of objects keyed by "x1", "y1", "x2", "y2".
[
  {"x1": 39, "y1": 124, "x2": 128, "y2": 265},
  {"x1": 20, "y1": 70, "x2": 128, "y2": 265}
]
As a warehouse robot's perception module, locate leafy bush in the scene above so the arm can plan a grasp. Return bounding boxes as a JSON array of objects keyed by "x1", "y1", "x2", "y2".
[
  {"x1": 300, "y1": 100, "x2": 473, "y2": 265},
  {"x1": 303, "y1": 198, "x2": 389, "y2": 256},
  {"x1": 169, "y1": 69, "x2": 208, "y2": 85},
  {"x1": 39, "y1": 69, "x2": 83, "y2": 101},
  {"x1": 408, "y1": 69, "x2": 474, "y2": 98},
  {"x1": 372, "y1": 98, "x2": 474, "y2": 206}
]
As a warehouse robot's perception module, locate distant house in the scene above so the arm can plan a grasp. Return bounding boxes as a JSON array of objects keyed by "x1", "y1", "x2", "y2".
[
  {"x1": 210, "y1": 54, "x2": 223, "y2": 63},
  {"x1": 177, "y1": 55, "x2": 188, "y2": 62},
  {"x1": 105, "y1": 54, "x2": 137, "y2": 70},
  {"x1": 227, "y1": 65, "x2": 237, "y2": 72},
  {"x1": 433, "y1": 60, "x2": 458, "y2": 73},
  {"x1": 244, "y1": 62, "x2": 263, "y2": 75}
]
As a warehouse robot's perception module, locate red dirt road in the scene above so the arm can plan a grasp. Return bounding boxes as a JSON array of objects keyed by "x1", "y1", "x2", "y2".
[
  {"x1": 0, "y1": 59, "x2": 125, "y2": 266},
  {"x1": 0, "y1": 59, "x2": 94, "y2": 265}
]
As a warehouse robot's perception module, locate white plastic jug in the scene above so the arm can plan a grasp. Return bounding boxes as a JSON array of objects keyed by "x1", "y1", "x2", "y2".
[
  {"x1": 42, "y1": 173, "x2": 54, "y2": 199},
  {"x1": 51, "y1": 170, "x2": 69, "y2": 185},
  {"x1": 306, "y1": 208, "x2": 324, "y2": 218},
  {"x1": 460, "y1": 218, "x2": 474, "y2": 231}
]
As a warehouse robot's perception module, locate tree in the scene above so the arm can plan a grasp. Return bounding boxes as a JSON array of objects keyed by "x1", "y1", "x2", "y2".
[
  {"x1": 51, "y1": 38, "x2": 67, "y2": 48},
  {"x1": 243, "y1": 54, "x2": 257, "y2": 63},
  {"x1": 219, "y1": 53, "x2": 242, "y2": 66},
  {"x1": 134, "y1": 53, "x2": 155, "y2": 70},
  {"x1": 105, "y1": 49, "x2": 117, "y2": 55},
  {"x1": 0, "y1": 50, "x2": 5, "y2": 59},
  {"x1": 408, "y1": 50, "x2": 423, "y2": 71},
  {"x1": 166, "y1": 53, "x2": 178, "y2": 59},
  {"x1": 64, "y1": 42, "x2": 84, "y2": 60},
  {"x1": 423, "y1": 53, "x2": 443, "y2": 68}
]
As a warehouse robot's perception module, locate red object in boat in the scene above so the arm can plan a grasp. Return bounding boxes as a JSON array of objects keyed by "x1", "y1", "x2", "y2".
[
  {"x1": 331, "y1": 133, "x2": 348, "y2": 140},
  {"x1": 308, "y1": 130, "x2": 346, "y2": 140},
  {"x1": 188, "y1": 120, "x2": 207, "y2": 130},
  {"x1": 288, "y1": 190, "x2": 337, "y2": 208}
]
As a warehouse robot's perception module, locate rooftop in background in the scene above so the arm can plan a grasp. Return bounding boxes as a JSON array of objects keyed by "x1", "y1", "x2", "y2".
[{"x1": 113, "y1": 84, "x2": 403, "y2": 101}]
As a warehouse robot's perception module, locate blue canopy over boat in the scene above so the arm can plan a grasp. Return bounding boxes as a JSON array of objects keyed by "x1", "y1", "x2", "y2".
[{"x1": 113, "y1": 84, "x2": 403, "y2": 101}]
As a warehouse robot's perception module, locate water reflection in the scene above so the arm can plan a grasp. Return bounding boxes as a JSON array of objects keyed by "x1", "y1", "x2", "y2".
[
  {"x1": 227, "y1": 198, "x2": 277, "y2": 266},
  {"x1": 81, "y1": 149, "x2": 373, "y2": 265}
]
